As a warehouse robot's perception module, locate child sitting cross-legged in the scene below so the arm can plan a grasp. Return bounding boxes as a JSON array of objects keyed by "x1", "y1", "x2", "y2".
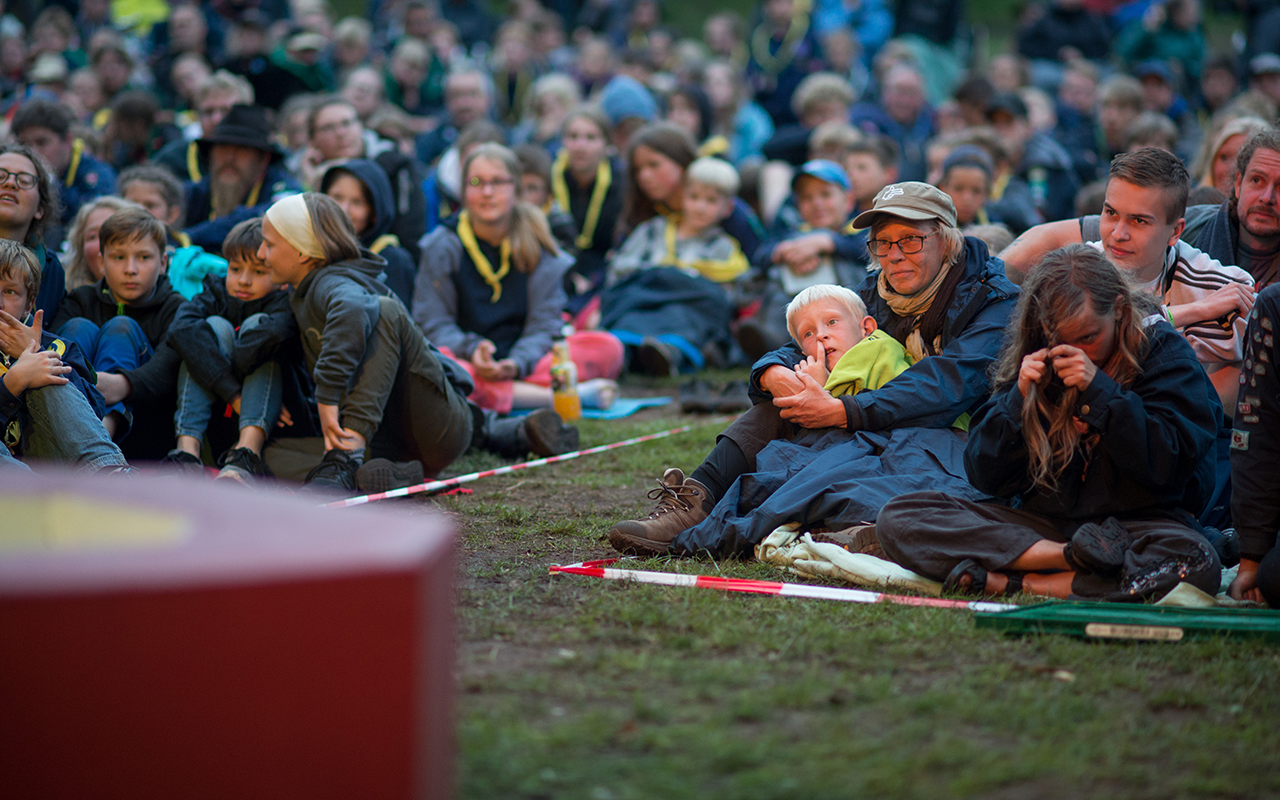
[
  {"x1": 52, "y1": 207, "x2": 186, "y2": 461},
  {"x1": 162, "y1": 218, "x2": 303, "y2": 484},
  {"x1": 604, "y1": 156, "x2": 750, "y2": 375},
  {"x1": 0, "y1": 240, "x2": 130, "y2": 473}
]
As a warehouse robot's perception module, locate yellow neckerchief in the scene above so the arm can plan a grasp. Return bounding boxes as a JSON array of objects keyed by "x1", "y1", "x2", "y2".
[
  {"x1": 541, "y1": 198, "x2": 553, "y2": 215},
  {"x1": 697, "y1": 136, "x2": 730, "y2": 159},
  {"x1": 208, "y1": 178, "x2": 262, "y2": 221},
  {"x1": 92, "y1": 107, "x2": 111, "y2": 131},
  {"x1": 660, "y1": 211, "x2": 750, "y2": 283},
  {"x1": 990, "y1": 170, "x2": 1010, "y2": 202},
  {"x1": 174, "y1": 230, "x2": 192, "y2": 247},
  {"x1": 370, "y1": 233, "x2": 400, "y2": 254},
  {"x1": 552, "y1": 150, "x2": 611, "y2": 251},
  {"x1": 976, "y1": 207, "x2": 990, "y2": 225},
  {"x1": 457, "y1": 210, "x2": 512, "y2": 302},
  {"x1": 750, "y1": 11, "x2": 809, "y2": 76},
  {"x1": 64, "y1": 138, "x2": 84, "y2": 187},
  {"x1": 186, "y1": 140, "x2": 202, "y2": 182}
]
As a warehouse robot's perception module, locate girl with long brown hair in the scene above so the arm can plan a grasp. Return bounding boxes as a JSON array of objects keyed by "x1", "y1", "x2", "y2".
[{"x1": 875, "y1": 244, "x2": 1224, "y2": 601}]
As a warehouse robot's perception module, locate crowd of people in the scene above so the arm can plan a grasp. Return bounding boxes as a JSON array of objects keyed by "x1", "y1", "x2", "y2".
[{"x1": 2, "y1": 0, "x2": 1280, "y2": 606}]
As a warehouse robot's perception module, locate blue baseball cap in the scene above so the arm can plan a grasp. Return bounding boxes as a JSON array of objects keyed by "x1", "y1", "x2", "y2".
[{"x1": 792, "y1": 159, "x2": 851, "y2": 191}]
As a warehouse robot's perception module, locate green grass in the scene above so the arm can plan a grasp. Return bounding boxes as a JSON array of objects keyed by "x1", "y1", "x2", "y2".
[{"x1": 387, "y1": 389, "x2": 1280, "y2": 799}]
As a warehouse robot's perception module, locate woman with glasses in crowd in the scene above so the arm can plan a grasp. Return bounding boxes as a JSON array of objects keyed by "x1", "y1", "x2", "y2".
[{"x1": 413, "y1": 143, "x2": 623, "y2": 414}]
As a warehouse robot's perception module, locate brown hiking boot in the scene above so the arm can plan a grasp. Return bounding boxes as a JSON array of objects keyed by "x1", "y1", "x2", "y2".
[
  {"x1": 608, "y1": 468, "x2": 712, "y2": 556},
  {"x1": 811, "y1": 523, "x2": 883, "y2": 558}
]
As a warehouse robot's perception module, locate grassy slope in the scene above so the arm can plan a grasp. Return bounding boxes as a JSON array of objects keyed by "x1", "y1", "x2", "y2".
[{"x1": 391, "y1": 398, "x2": 1280, "y2": 799}]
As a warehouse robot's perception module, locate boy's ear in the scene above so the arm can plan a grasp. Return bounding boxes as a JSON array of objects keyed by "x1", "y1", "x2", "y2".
[
  {"x1": 719, "y1": 196, "x2": 734, "y2": 221},
  {"x1": 861, "y1": 315, "x2": 877, "y2": 336},
  {"x1": 843, "y1": 188, "x2": 856, "y2": 214}
]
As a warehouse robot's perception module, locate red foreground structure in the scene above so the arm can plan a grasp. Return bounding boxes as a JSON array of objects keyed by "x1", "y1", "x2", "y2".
[{"x1": 0, "y1": 472, "x2": 455, "y2": 800}]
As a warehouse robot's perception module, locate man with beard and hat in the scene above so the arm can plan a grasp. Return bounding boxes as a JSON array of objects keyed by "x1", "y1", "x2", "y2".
[{"x1": 183, "y1": 104, "x2": 301, "y2": 256}]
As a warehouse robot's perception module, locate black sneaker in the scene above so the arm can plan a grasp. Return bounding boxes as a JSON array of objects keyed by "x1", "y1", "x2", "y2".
[
  {"x1": 160, "y1": 448, "x2": 207, "y2": 476},
  {"x1": 716, "y1": 380, "x2": 752, "y2": 413},
  {"x1": 356, "y1": 458, "x2": 425, "y2": 493},
  {"x1": 303, "y1": 449, "x2": 361, "y2": 492},
  {"x1": 216, "y1": 447, "x2": 272, "y2": 485},
  {"x1": 679, "y1": 380, "x2": 716, "y2": 413}
]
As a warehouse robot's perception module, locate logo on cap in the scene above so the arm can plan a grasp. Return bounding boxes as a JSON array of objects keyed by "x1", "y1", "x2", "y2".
[{"x1": 880, "y1": 186, "x2": 904, "y2": 201}]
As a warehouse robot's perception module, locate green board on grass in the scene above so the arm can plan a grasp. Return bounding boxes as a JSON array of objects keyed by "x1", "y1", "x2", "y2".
[{"x1": 976, "y1": 601, "x2": 1280, "y2": 643}]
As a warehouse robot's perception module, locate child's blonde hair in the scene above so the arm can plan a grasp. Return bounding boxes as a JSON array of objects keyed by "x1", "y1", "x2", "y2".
[
  {"x1": 785, "y1": 284, "x2": 868, "y2": 340},
  {"x1": 685, "y1": 156, "x2": 740, "y2": 198},
  {"x1": 0, "y1": 239, "x2": 42, "y2": 312}
]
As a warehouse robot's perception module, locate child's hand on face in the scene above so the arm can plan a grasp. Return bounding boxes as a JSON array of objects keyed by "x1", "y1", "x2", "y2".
[
  {"x1": 0, "y1": 308, "x2": 41, "y2": 360},
  {"x1": 2, "y1": 339, "x2": 71, "y2": 395},
  {"x1": 794, "y1": 353, "x2": 830, "y2": 385}
]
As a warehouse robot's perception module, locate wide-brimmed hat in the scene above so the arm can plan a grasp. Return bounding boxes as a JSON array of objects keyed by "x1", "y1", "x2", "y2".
[
  {"x1": 851, "y1": 181, "x2": 957, "y2": 230},
  {"x1": 198, "y1": 104, "x2": 284, "y2": 162}
]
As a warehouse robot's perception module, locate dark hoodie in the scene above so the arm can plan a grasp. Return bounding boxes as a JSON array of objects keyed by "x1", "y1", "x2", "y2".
[
  {"x1": 289, "y1": 249, "x2": 472, "y2": 411},
  {"x1": 320, "y1": 159, "x2": 418, "y2": 308},
  {"x1": 51, "y1": 273, "x2": 185, "y2": 404}
]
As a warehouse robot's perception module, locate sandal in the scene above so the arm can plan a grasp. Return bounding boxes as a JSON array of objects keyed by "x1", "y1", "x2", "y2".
[{"x1": 943, "y1": 558, "x2": 1023, "y2": 596}]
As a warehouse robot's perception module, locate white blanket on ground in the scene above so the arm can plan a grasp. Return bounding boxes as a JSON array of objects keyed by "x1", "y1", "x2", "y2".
[{"x1": 755, "y1": 524, "x2": 943, "y2": 596}]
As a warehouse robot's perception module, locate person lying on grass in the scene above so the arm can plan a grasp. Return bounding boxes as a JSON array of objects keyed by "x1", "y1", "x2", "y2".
[
  {"x1": 875, "y1": 244, "x2": 1223, "y2": 601},
  {"x1": 611, "y1": 282, "x2": 990, "y2": 557}
]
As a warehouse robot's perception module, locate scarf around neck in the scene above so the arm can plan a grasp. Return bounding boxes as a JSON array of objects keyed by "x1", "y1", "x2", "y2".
[{"x1": 877, "y1": 257, "x2": 954, "y2": 361}]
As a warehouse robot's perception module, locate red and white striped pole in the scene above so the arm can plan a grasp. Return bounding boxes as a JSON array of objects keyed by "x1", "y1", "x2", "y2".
[
  {"x1": 325, "y1": 418, "x2": 731, "y2": 508},
  {"x1": 550, "y1": 559, "x2": 1016, "y2": 613}
]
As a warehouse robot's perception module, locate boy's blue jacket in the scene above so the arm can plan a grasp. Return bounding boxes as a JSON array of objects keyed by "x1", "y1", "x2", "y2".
[
  {"x1": 0, "y1": 330, "x2": 105, "y2": 445},
  {"x1": 168, "y1": 274, "x2": 298, "y2": 404},
  {"x1": 749, "y1": 237, "x2": 1019, "y2": 431}
]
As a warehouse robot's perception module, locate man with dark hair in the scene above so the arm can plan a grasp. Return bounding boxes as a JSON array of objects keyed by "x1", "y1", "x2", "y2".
[
  {"x1": 414, "y1": 70, "x2": 495, "y2": 167},
  {"x1": 183, "y1": 105, "x2": 301, "y2": 255},
  {"x1": 11, "y1": 99, "x2": 117, "y2": 248},
  {"x1": 986, "y1": 92, "x2": 1079, "y2": 223},
  {"x1": 1003, "y1": 127, "x2": 1280, "y2": 292},
  {"x1": 0, "y1": 143, "x2": 64, "y2": 322}
]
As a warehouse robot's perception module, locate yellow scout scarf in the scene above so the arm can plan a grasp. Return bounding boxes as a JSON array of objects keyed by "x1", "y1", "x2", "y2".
[{"x1": 457, "y1": 210, "x2": 512, "y2": 302}]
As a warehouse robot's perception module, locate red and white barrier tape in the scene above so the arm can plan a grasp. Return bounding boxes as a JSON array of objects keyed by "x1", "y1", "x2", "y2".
[
  {"x1": 550, "y1": 558, "x2": 1015, "y2": 613},
  {"x1": 326, "y1": 417, "x2": 731, "y2": 508}
]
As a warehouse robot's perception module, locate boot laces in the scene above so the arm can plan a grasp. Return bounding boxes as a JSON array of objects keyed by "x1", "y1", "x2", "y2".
[{"x1": 644, "y1": 479, "x2": 698, "y2": 518}]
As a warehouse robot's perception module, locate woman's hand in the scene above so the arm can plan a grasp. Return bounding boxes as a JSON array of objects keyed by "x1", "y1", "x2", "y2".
[
  {"x1": 0, "y1": 308, "x2": 41, "y2": 359},
  {"x1": 318, "y1": 402, "x2": 365, "y2": 452},
  {"x1": 472, "y1": 341, "x2": 517, "y2": 381},
  {"x1": 276, "y1": 406, "x2": 294, "y2": 428},
  {"x1": 1049, "y1": 344, "x2": 1098, "y2": 391},
  {"x1": 1228, "y1": 559, "x2": 1267, "y2": 603},
  {"x1": 773, "y1": 371, "x2": 846, "y2": 429},
  {"x1": 1017, "y1": 348, "x2": 1050, "y2": 398},
  {"x1": 794, "y1": 354, "x2": 829, "y2": 385}
]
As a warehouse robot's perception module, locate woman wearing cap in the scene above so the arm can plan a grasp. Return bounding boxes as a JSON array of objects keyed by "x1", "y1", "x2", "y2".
[{"x1": 607, "y1": 181, "x2": 1021, "y2": 558}]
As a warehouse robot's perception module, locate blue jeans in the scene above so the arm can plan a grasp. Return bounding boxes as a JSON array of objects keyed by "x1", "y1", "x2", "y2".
[
  {"x1": 0, "y1": 380, "x2": 128, "y2": 472},
  {"x1": 174, "y1": 314, "x2": 283, "y2": 439},
  {"x1": 58, "y1": 316, "x2": 154, "y2": 424}
]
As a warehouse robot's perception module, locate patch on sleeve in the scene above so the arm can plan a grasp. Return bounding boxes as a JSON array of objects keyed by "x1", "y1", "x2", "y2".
[
  {"x1": 1231, "y1": 430, "x2": 1250, "y2": 450},
  {"x1": 1238, "y1": 402, "x2": 1252, "y2": 415}
]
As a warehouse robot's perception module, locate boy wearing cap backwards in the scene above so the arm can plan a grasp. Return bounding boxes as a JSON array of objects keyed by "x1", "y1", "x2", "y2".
[
  {"x1": 609, "y1": 181, "x2": 1019, "y2": 557},
  {"x1": 737, "y1": 160, "x2": 869, "y2": 359}
]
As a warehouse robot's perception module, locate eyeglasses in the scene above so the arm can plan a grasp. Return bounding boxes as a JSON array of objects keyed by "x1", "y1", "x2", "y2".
[
  {"x1": 0, "y1": 168, "x2": 38, "y2": 190},
  {"x1": 316, "y1": 117, "x2": 359, "y2": 136},
  {"x1": 867, "y1": 233, "x2": 932, "y2": 257},
  {"x1": 467, "y1": 176, "x2": 515, "y2": 191}
]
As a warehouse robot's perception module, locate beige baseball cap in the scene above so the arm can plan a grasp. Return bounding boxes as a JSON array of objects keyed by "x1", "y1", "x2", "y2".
[{"x1": 851, "y1": 181, "x2": 957, "y2": 230}]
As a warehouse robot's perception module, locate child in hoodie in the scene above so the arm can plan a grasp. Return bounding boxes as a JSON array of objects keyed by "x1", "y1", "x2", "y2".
[
  {"x1": 163, "y1": 218, "x2": 307, "y2": 483},
  {"x1": 0, "y1": 239, "x2": 129, "y2": 472},
  {"x1": 260, "y1": 192, "x2": 579, "y2": 493},
  {"x1": 320, "y1": 159, "x2": 417, "y2": 308},
  {"x1": 52, "y1": 207, "x2": 185, "y2": 460}
]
